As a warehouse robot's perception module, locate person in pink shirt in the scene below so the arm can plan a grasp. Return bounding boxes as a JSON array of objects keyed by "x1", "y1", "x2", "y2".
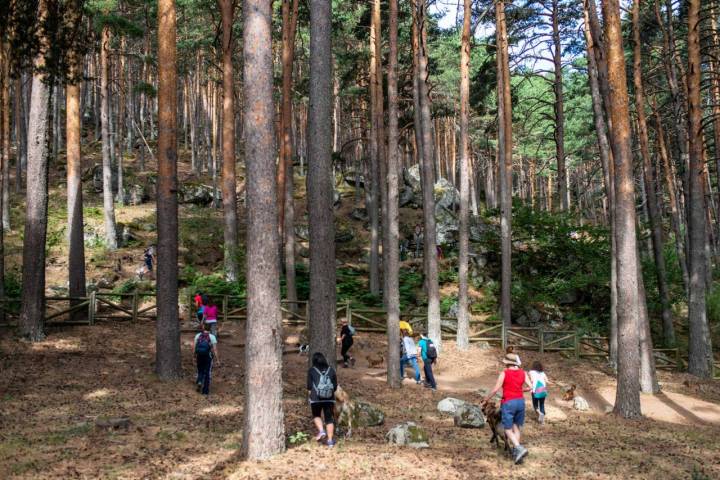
[{"x1": 201, "y1": 295, "x2": 219, "y2": 336}]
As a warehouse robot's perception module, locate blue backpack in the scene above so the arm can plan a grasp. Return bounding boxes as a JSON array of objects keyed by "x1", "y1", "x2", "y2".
[{"x1": 195, "y1": 332, "x2": 212, "y2": 355}]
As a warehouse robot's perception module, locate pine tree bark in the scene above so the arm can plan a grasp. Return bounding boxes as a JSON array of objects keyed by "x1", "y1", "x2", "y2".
[
  {"x1": 456, "y1": 0, "x2": 471, "y2": 350},
  {"x1": 155, "y1": 0, "x2": 182, "y2": 380},
  {"x1": 368, "y1": 13, "x2": 381, "y2": 296},
  {"x1": 632, "y1": 0, "x2": 673, "y2": 348},
  {"x1": 385, "y1": 0, "x2": 401, "y2": 387},
  {"x1": 307, "y1": 0, "x2": 337, "y2": 367},
  {"x1": 552, "y1": 0, "x2": 568, "y2": 211},
  {"x1": 414, "y1": 0, "x2": 441, "y2": 347},
  {"x1": 241, "y1": 0, "x2": 285, "y2": 457},
  {"x1": 686, "y1": 0, "x2": 714, "y2": 378},
  {"x1": 220, "y1": 0, "x2": 239, "y2": 281},
  {"x1": 0, "y1": 43, "x2": 7, "y2": 308},
  {"x1": 66, "y1": 16, "x2": 87, "y2": 321},
  {"x1": 100, "y1": 26, "x2": 118, "y2": 249},
  {"x1": 497, "y1": 0, "x2": 513, "y2": 329},
  {"x1": 19, "y1": 0, "x2": 51, "y2": 341},
  {"x1": 603, "y1": 0, "x2": 642, "y2": 417}
]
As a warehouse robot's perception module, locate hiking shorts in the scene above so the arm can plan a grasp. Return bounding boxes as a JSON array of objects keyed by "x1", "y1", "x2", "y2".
[
  {"x1": 311, "y1": 401, "x2": 335, "y2": 424},
  {"x1": 500, "y1": 398, "x2": 525, "y2": 429}
]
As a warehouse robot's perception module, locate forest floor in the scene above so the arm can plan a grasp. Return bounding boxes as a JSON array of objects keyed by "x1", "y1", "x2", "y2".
[{"x1": 1, "y1": 320, "x2": 719, "y2": 480}]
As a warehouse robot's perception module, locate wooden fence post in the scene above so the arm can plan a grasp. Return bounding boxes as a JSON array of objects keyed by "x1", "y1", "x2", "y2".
[
  {"x1": 539, "y1": 326, "x2": 544, "y2": 354},
  {"x1": 573, "y1": 332, "x2": 579, "y2": 359},
  {"x1": 132, "y1": 291, "x2": 139, "y2": 322},
  {"x1": 88, "y1": 291, "x2": 96, "y2": 325},
  {"x1": 501, "y1": 322, "x2": 506, "y2": 350}
]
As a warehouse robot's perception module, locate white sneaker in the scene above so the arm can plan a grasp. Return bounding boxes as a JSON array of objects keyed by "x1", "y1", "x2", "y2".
[{"x1": 539, "y1": 413, "x2": 545, "y2": 424}]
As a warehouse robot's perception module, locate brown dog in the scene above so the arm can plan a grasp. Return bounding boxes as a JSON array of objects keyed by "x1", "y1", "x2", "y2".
[
  {"x1": 334, "y1": 386, "x2": 355, "y2": 438},
  {"x1": 562, "y1": 384, "x2": 576, "y2": 401},
  {"x1": 481, "y1": 399, "x2": 510, "y2": 454},
  {"x1": 367, "y1": 352, "x2": 384, "y2": 368}
]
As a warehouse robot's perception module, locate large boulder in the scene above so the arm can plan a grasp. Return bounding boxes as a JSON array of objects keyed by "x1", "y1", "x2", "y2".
[
  {"x1": 350, "y1": 208, "x2": 369, "y2": 222},
  {"x1": 437, "y1": 397, "x2": 466, "y2": 415},
  {"x1": 125, "y1": 184, "x2": 149, "y2": 205},
  {"x1": 386, "y1": 422, "x2": 429, "y2": 448},
  {"x1": 402, "y1": 165, "x2": 422, "y2": 193},
  {"x1": 338, "y1": 401, "x2": 385, "y2": 432},
  {"x1": 344, "y1": 173, "x2": 366, "y2": 188},
  {"x1": 335, "y1": 229, "x2": 354, "y2": 243},
  {"x1": 453, "y1": 403, "x2": 486, "y2": 428},
  {"x1": 295, "y1": 225, "x2": 310, "y2": 241},
  {"x1": 178, "y1": 183, "x2": 217, "y2": 206},
  {"x1": 434, "y1": 177, "x2": 460, "y2": 210},
  {"x1": 333, "y1": 190, "x2": 342, "y2": 208},
  {"x1": 573, "y1": 396, "x2": 590, "y2": 411},
  {"x1": 435, "y1": 205, "x2": 459, "y2": 246},
  {"x1": 399, "y1": 187, "x2": 416, "y2": 208}
]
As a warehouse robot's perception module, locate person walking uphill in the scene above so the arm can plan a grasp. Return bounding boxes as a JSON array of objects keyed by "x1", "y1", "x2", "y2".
[
  {"x1": 307, "y1": 352, "x2": 338, "y2": 447},
  {"x1": 201, "y1": 295, "x2": 218, "y2": 336},
  {"x1": 483, "y1": 353, "x2": 532, "y2": 464},
  {"x1": 194, "y1": 322, "x2": 220, "y2": 395},
  {"x1": 529, "y1": 361, "x2": 549, "y2": 424},
  {"x1": 339, "y1": 318, "x2": 356, "y2": 368}
]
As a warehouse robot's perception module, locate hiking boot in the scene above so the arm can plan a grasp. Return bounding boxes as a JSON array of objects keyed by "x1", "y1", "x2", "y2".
[
  {"x1": 538, "y1": 413, "x2": 545, "y2": 424},
  {"x1": 343, "y1": 362, "x2": 349, "y2": 368},
  {"x1": 350, "y1": 357, "x2": 356, "y2": 367},
  {"x1": 196, "y1": 382, "x2": 202, "y2": 393},
  {"x1": 315, "y1": 431, "x2": 327, "y2": 443},
  {"x1": 514, "y1": 445, "x2": 528, "y2": 464},
  {"x1": 326, "y1": 439, "x2": 336, "y2": 448}
]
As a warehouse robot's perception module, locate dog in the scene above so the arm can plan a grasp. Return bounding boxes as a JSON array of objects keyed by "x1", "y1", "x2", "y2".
[
  {"x1": 481, "y1": 399, "x2": 510, "y2": 455},
  {"x1": 367, "y1": 352, "x2": 384, "y2": 368},
  {"x1": 298, "y1": 343, "x2": 309, "y2": 355},
  {"x1": 562, "y1": 384, "x2": 576, "y2": 401},
  {"x1": 334, "y1": 386, "x2": 355, "y2": 438}
]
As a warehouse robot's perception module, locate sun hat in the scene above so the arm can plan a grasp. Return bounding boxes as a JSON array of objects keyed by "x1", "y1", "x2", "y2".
[{"x1": 502, "y1": 353, "x2": 521, "y2": 366}]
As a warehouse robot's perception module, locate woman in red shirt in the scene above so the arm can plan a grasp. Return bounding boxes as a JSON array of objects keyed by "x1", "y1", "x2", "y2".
[{"x1": 484, "y1": 353, "x2": 532, "y2": 464}]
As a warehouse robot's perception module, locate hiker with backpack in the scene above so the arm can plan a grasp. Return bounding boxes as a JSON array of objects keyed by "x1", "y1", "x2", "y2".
[
  {"x1": 339, "y1": 318, "x2": 356, "y2": 368},
  {"x1": 201, "y1": 295, "x2": 219, "y2": 336},
  {"x1": 307, "y1": 352, "x2": 338, "y2": 447},
  {"x1": 194, "y1": 292, "x2": 205, "y2": 325},
  {"x1": 529, "y1": 360, "x2": 549, "y2": 424},
  {"x1": 483, "y1": 353, "x2": 533, "y2": 464},
  {"x1": 400, "y1": 330, "x2": 422, "y2": 384},
  {"x1": 194, "y1": 322, "x2": 220, "y2": 395},
  {"x1": 417, "y1": 332, "x2": 438, "y2": 391}
]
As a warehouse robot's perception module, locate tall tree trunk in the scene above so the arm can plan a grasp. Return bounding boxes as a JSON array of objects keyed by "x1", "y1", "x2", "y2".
[
  {"x1": 374, "y1": 0, "x2": 388, "y2": 307},
  {"x1": 385, "y1": 0, "x2": 401, "y2": 388},
  {"x1": 603, "y1": 0, "x2": 642, "y2": 418},
  {"x1": 0, "y1": 43, "x2": 7, "y2": 309},
  {"x1": 583, "y1": 0, "x2": 617, "y2": 365},
  {"x1": 686, "y1": 0, "x2": 714, "y2": 378},
  {"x1": 368, "y1": 11, "x2": 381, "y2": 296},
  {"x1": 497, "y1": 0, "x2": 513, "y2": 329},
  {"x1": 19, "y1": 0, "x2": 51, "y2": 341},
  {"x1": 155, "y1": 0, "x2": 182, "y2": 380},
  {"x1": 632, "y1": 0, "x2": 673, "y2": 348},
  {"x1": 456, "y1": 0, "x2": 471, "y2": 350},
  {"x1": 220, "y1": 0, "x2": 239, "y2": 281},
  {"x1": 14, "y1": 76, "x2": 24, "y2": 193},
  {"x1": 414, "y1": 0, "x2": 441, "y2": 347},
  {"x1": 241, "y1": 0, "x2": 285, "y2": 457},
  {"x1": 100, "y1": 26, "x2": 118, "y2": 249},
  {"x1": 552, "y1": 0, "x2": 567, "y2": 211},
  {"x1": 279, "y1": 0, "x2": 299, "y2": 310},
  {"x1": 308, "y1": 0, "x2": 337, "y2": 367},
  {"x1": 67, "y1": 82, "x2": 86, "y2": 321}
]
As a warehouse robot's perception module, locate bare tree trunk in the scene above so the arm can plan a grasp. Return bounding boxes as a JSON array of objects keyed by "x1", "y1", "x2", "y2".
[
  {"x1": 0, "y1": 43, "x2": 7, "y2": 308},
  {"x1": 241, "y1": 0, "x2": 285, "y2": 457},
  {"x1": 368, "y1": 12, "x2": 381, "y2": 296},
  {"x1": 155, "y1": 0, "x2": 182, "y2": 380},
  {"x1": 456, "y1": 0, "x2": 471, "y2": 350},
  {"x1": 497, "y1": 0, "x2": 513, "y2": 329},
  {"x1": 19, "y1": 0, "x2": 51, "y2": 341},
  {"x1": 686, "y1": 0, "x2": 714, "y2": 378},
  {"x1": 308, "y1": 0, "x2": 337, "y2": 367},
  {"x1": 552, "y1": 0, "x2": 567, "y2": 211},
  {"x1": 373, "y1": 0, "x2": 388, "y2": 307},
  {"x1": 385, "y1": 0, "x2": 401, "y2": 388},
  {"x1": 14, "y1": 76, "x2": 24, "y2": 193},
  {"x1": 100, "y1": 26, "x2": 117, "y2": 249},
  {"x1": 603, "y1": 0, "x2": 642, "y2": 418}
]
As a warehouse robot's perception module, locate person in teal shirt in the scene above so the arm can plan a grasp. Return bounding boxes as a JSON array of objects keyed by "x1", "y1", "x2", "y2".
[{"x1": 417, "y1": 332, "x2": 437, "y2": 390}]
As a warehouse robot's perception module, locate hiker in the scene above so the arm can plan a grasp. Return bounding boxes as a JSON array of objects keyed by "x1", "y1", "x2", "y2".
[
  {"x1": 194, "y1": 292, "x2": 205, "y2": 324},
  {"x1": 202, "y1": 295, "x2": 219, "y2": 336},
  {"x1": 143, "y1": 245, "x2": 156, "y2": 274},
  {"x1": 399, "y1": 320, "x2": 413, "y2": 335},
  {"x1": 529, "y1": 361, "x2": 549, "y2": 424},
  {"x1": 307, "y1": 352, "x2": 338, "y2": 447},
  {"x1": 194, "y1": 322, "x2": 220, "y2": 395},
  {"x1": 417, "y1": 332, "x2": 438, "y2": 391},
  {"x1": 483, "y1": 353, "x2": 533, "y2": 464},
  {"x1": 413, "y1": 224, "x2": 423, "y2": 258},
  {"x1": 400, "y1": 330, "x2": 422, "y2": 384},
  {"x1": 339, "y1": 318, "x2": 356, "y2": 368}
]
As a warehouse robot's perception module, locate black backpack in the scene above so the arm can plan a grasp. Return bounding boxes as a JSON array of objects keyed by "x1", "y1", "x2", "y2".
[
  {"x1": 426, "y1": 339, "x2": 438, "y2": 361},
  {"x1": 195, "y1": 332, "x2": 212, "y2": 356}
]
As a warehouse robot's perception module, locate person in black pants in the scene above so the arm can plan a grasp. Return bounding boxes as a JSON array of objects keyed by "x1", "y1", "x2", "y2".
[
  {"x1": 339, "y1": 318, "x2": 355, "y2": 368},
  {"x1": 307, "y1": 352, "x2": 338, "y2": 447},
  {"x1": 194, "y1": 322, "x2": 220, "y2": 395}
]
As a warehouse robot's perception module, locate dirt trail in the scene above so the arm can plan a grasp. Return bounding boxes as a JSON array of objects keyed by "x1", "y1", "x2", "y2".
[{"x1": 1, "y1": 322, "x2": 719, "y2": 479}]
